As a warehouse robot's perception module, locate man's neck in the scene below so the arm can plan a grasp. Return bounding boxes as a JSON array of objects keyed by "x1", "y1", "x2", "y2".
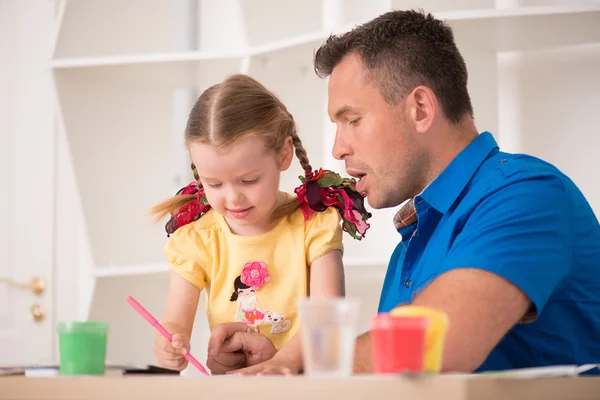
[{"x1": 423, "y1": 117, "x2": 479, "y2": 187}]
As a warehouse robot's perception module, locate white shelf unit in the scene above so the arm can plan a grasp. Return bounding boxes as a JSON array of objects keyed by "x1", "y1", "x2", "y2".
[{"x1": 52, "y1": 0, "x2": 600, "y2": 369}]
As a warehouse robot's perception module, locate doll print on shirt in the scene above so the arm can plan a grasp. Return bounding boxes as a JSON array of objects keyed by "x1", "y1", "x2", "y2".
[{"x1": 230, "y1": 261, "x2": 291, "y2": 335}]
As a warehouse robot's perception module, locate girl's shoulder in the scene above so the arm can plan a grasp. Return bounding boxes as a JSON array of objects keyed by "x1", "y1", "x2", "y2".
[
  {"x1": 166, "y1": 208, "x2": 223, "y2": 244},
  {"x1": 300, "y1": 205, "x2": 341, "y2": 227},
  {"x1": 163, "y1": 182, "x2": 226, "y2": 239},
  {"x1": 187, "y1": 208, "x2": 222, "y2": 230}
]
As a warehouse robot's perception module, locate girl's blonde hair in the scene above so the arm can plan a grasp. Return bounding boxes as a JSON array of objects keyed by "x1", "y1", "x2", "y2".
[{"x1": 151, "y1": 74, "x2": 312, "y2": 223}]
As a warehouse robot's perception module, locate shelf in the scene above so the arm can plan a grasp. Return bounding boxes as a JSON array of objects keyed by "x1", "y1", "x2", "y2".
[
  {"x1": 440, "y1": 4, "x2": 600, "y2": 19},
  {"x1": 56, "y1": 0, "x2": 600, "y2": 60},
  {"x1": 345, "y1": 258, "x2": 390, "y2": 268},
  {"x1": 93, "y1": 257, "x2": 390, "y2": 279},
  {"x1": 53, "y1": 0, "x2": 324, "y2": 59},
  {"x1": 54, "y1": 0, "x2": 181, "y2": 59},
  {"x1": 392, "y1": 0, "x2": 600, "y2": 14},
  {"x1": 448, "y1": 8, "x2": 600, "y2": 52},
  {"x1": 51, "y1": 30, "x2": 330, "y2": 70},
  {"x1": 53, "y1": 57, "x2": 243, "y2": 91},
  {"x1": 247, "y1": 39, "x2": 330, "y2": 192},
  {"x1": 497, "y1": 43, "x2": 600, "y2": 216},
  {"x1": 54, "y1": 56, "x2": 244, "y2": 268},
  {"x1": 51, "y1": 52, "x2": 239, "y2": 69},
  {"x1": 514, "y1": 0, "x2": 600, "y2": 7},
  {"x1": 238, "y1": 0, "x2": 322, "y2": 48},
  {"x1": 93, "y1": 264, "x2": 169, "y2": 278},
  {"x1": 329, "y1": 0, "x2": 394, "y2": 29},
  {"x1": 52, "y1": 5, "x2": 600, "y2": 72}
]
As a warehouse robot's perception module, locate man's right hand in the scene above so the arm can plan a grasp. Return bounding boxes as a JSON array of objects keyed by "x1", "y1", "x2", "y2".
[{"x1": 207, "y1": 322, "x2": 278, "y2": 375}]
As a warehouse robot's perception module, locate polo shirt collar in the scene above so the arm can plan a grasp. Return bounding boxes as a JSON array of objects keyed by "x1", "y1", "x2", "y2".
[{"x1": 420, "y1": 131, "x2": 499, "y2": 214}]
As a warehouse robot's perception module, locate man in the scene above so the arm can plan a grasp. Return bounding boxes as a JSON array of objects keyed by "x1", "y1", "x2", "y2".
[{"x1": 204, "y1": 9, "x2": 600, "y2": 375}]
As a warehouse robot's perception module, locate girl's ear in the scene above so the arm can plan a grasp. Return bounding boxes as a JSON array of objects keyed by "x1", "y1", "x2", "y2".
[{"x1": 279, "y1": 136, "x2": 293, "y2": 171}]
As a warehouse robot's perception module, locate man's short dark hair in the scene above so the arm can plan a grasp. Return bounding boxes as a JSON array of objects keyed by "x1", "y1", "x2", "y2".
[{"x1": 314, "y1": 9, "x2": 473, "y2": 124}]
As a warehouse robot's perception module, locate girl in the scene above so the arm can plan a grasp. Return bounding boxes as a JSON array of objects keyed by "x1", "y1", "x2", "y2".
[{"x1": 151, "y1": 74, "x2": 371, "y2": 375}]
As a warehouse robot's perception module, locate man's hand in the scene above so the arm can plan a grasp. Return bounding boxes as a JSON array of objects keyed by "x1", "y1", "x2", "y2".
[
  {"x1": 206, "y1": 322, "x2": 278, "y2": 375},
  {"x1": 227, "y1": 357, "x2": 299, "y2": 376}
]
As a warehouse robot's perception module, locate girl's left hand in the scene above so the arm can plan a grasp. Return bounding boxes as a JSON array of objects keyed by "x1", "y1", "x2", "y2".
[{"x1": 226, "y1": 358, "x2": 300, "y2": 376}]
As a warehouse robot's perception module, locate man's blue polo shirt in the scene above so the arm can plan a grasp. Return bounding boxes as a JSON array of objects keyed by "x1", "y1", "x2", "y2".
[{"x1": 378, "y1": 131, "x2": 600, "y2": 372}]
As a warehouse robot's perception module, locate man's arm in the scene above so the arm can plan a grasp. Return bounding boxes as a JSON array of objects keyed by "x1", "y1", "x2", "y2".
[
  {"x1": 351, "y1": 269, "x2": 530, "y2": 374},
  {"x1": 419, "y1": 175, "x2": 571, "y2": 372},
  {"x1": 412, "y1": 268, "x2": 530, "y2": 372},
  {"x1": 353, "y1": 331, "x2": 373, "y2": 374}
]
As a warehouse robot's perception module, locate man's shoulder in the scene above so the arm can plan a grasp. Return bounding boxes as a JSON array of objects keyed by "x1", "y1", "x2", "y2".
[
  {"x1": 446, "y1": 150, "x2": 584, "y2": 235},
  {"x1": 478, "y1": 151, "x2": 565, "y2": 185},
  {"x1": 464, "y1": 151, "x2": 579, "y2": 202}
]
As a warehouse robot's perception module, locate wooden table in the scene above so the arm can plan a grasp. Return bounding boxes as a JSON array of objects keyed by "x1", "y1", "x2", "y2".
[{"x1": 2, "y1": 374, "x2": 600, "y2": 400}]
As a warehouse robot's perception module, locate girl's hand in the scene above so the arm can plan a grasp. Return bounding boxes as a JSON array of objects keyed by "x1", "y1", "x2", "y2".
[{"x1": 153, "y1": 332, "x2": 191, "y2": 371}]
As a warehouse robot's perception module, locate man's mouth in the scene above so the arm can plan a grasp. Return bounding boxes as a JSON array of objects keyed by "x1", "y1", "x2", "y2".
[
  {"x1": 346, "y1": 169, "x2": 366, "y2": 180},
  {"x1": 347, "y1": 169, "x2": 368, "y2": 193}
]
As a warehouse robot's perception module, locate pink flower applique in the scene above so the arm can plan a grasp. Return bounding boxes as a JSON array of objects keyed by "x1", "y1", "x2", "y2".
[{"x1": 240, "y1": 261, "x2": 270, "y2": 290}]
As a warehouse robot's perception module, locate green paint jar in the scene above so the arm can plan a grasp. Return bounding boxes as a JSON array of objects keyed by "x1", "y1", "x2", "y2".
[{"x1": 56, "y1": 321, "x2": 109, "y2": 375}]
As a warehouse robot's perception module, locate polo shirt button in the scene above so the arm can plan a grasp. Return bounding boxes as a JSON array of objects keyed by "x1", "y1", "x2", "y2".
[
  {"x1": 500, "y1": 158, "x2": 507, "y2": 163},
  {"x1": 405, "y1": 280, "x2": 412, "y2": 288}
]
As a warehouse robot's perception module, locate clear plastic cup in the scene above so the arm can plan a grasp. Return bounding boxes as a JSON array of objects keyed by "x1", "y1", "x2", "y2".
[
  {"x1": 57, "y1": 321, "x2": 109, "y2": 375},
  {"x1": 370, "y1": 314, "x2": 428, "y2": 375},
  {"x1": 298, "y1": 297, "x2": 360, "y2": 377}
]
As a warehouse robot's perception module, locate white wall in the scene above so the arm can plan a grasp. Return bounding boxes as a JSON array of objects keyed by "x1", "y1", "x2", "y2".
[{"x1": 499, "y1": 44, "x2": 600, "y2": 216}]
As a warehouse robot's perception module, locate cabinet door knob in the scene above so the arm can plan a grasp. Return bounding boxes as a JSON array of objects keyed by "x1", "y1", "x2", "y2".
[
  {"x1": 0, "y1": 277, "x2": 46, "y2": 296},
  {"x1": 31, "y1": 304, "x2": 46, "y2": 323}
]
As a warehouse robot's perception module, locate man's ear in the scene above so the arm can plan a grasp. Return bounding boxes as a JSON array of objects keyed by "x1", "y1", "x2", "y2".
[
  {"x1": 407, "y1": 85, "x2": 437, "y2": 134},
  {"x1": 279, "y1": 136, "x2": 294, "y2": 171}
]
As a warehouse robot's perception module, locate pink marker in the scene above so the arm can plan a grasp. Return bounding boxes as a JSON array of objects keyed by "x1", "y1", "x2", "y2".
[{"x1": 126, "y1": 296, "x2": 210, "y2": 376}]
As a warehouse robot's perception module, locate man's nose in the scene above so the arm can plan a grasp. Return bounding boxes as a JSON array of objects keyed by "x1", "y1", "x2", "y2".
[{"x1": 332, "y1": 129, "x2": 352, "y2": 160}]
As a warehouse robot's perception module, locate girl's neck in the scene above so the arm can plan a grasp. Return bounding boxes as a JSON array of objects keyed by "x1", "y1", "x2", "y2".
[{"x1": 224, "y1": 191, "x2": 287, "y2": 236}]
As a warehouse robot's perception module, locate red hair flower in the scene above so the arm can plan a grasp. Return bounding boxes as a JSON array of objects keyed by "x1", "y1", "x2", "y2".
[
  {"x1": 294, "y1": 169, "x2": 372, "y2": 240},
  {"x1": 165, "y1": 181, "x2": 212, "y2": 236}
]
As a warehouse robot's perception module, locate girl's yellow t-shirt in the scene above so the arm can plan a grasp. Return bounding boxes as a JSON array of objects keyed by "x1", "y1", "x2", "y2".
[{"x1": 164, "y1": 196, "x2": 343, "y2": 350}]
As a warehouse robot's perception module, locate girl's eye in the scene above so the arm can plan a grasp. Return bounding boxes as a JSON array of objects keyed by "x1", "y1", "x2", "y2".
[
  {"x1": 206, "y1": 183, "x2": 222, "y2": 188},
  {"x1": 242, "y1": 178, "x2": 259, "y2": 185}
]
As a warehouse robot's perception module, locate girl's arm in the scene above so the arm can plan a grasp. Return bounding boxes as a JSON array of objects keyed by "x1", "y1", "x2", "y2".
[
  {"x1": 232, "y1": 249, "x2": 345, "y2": 375},
  {"x1": 307, "y1": 248, "x2": 345, "y2": 298},
  {"x1": 154, "y1": 271, "x2": 201, "y2": 370},
  {"x1": 161, "y1": 271, "x2": 201, "y2": 334}
]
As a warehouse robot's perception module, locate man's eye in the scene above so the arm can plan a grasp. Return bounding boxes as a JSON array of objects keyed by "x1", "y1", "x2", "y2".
[{"x1": 349, "y1": 118, "x2": 361, "y2": 126}]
